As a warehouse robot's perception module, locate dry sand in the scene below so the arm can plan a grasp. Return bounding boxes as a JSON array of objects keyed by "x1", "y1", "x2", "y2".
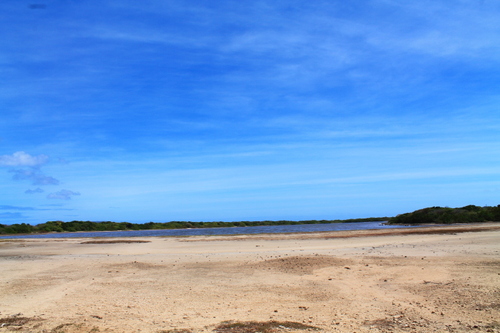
[{"x1": 1, "y1": 224, "x2": 499, "y2": 332}]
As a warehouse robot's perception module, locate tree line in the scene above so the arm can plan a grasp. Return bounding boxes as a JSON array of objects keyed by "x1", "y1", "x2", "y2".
[
  {"x1": 0, "y1": 217, "x2": 388, "y2": 235},
  {"x1": 387, "y1": 205, "x2": 500, "y2": 225},
  {"x1": 3, "y1": 204, "x2": 497, "y2": 234}
]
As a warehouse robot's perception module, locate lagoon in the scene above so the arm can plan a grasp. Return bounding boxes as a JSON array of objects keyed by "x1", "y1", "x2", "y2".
[{"x1": 0, "y1": 221, "x2": 419, "y2": 239}]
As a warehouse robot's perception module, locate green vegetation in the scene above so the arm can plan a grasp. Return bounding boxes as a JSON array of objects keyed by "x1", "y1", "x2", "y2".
[
  {"x1": 0, "y1": 217, "x2": 388, "y2": 235},
  {"x1": 388, "y1": 205, "x2": 500, "y2": 225},
  {"x1": 0, "y1": 222, "x2": 35, "y2": 234},
  {"x1": 2, "y1": 204, "x2": 499, "y2": 234}
]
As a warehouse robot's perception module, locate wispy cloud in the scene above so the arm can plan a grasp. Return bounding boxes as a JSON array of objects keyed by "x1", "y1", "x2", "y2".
[
  {"x1": 0, "y1": 1, "x2": 498, "y2": 222},
  {"x1": 0, "y1": 204, "x2": 73, "y2": 212},
  {"x1": 47, "y1": 189, "x2": 81, "y2": 200},
  {"x1": 0, "y1": 205, "x2": 35, "y2": 211},
  {"x1": 0, "y1": 212, "x2": 24, "y2": 220},
  {"x1": 373, "y1": 1, "x2": 500, "y2": 59},
  {"x1": 25, "y1": 188, "x2": 45, "y2": 194},
  {"x1": 10, "y1": 168, "x2": 59, "y2": 185}
]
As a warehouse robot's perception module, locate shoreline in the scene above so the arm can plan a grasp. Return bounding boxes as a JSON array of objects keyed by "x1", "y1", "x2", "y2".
[
  {"x1": 1, "y1": 224, "x2": 499, "y2": 332},
  {"x1": 1, "y1": 221, "x2": 498, "y2": 240},
  {"x1": 174, "y1": 222, "x2": 500, "y2": 242}
]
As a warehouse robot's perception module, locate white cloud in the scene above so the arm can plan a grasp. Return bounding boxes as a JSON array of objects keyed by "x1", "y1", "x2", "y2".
[
  {"x1": 0, "y1": 151, "x2": 48, "y2": 167},
  {"x1": 0, "y1": 151, "x2": 61, "y2": 188},
  {"x1": 47, "y1": 189, "x2": 81, "y2": 200}
]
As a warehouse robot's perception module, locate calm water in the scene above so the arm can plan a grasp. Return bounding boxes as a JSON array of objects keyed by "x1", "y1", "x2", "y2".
[{"x1": 0, "y1": 221, "x2": 418, "y2": 239}]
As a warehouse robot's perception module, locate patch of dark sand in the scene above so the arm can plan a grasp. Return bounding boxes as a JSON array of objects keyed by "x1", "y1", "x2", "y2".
[
  {"x1": 0, "y1": 315, "x2": 45, "y2": 331},
  {"x1": 213, "y1": 320, "x2": 320, "y2": 333},
  {"x1": 80, "y1": 240, "x2": 151, "y2": 244},
  {"x1": 250, "y1": 255, "x2": 352, "y2": 275}
]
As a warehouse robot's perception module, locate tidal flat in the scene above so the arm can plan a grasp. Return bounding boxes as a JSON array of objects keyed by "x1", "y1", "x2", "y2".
[{"x1": 1, "y1": 224, "x2": 499, "y2": 332}]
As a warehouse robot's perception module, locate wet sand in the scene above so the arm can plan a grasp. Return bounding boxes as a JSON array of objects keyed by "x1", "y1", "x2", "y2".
[{"x1": 1, "y1": 223, "x2": 499, "y2": 332}]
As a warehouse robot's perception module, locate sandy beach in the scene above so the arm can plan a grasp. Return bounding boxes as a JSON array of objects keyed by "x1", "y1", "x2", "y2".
[{"x1": 1, "y1": 224, "x2": 499, "y2": 332}]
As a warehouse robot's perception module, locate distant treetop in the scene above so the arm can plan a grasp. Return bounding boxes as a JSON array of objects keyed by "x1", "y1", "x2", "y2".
[{"x1": 387, "y1": 205, "x2": 500, "y2": 225}]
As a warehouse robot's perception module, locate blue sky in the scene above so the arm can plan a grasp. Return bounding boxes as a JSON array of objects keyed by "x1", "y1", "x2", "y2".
[{"x1": 1, "y1": 0, "x2": 500, "y2": 224}]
